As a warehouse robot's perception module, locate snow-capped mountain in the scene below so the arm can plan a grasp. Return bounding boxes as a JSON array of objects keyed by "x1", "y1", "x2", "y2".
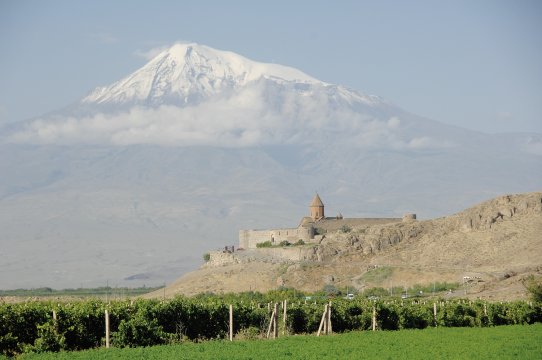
[
  {"x1": 82, "y1": 43, "x2": 321, "y2": 107},
  {"x1": 0, "y1": 43, "x2": 540, "y2": 289}
]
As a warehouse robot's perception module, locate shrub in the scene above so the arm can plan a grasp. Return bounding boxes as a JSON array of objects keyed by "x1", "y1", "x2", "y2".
[
  {"x1": 440, "y1": 303, "x2": 478, "y2": 327},
  {"x1": 203, "y1": 253, "x2": 210, "y2": 262},
  {"x1": 256, "y1": 241, "x2": 272, "y2": 248},
  {"x1": 340, "y1": 225, "x2": 352, "y2": 233},
  {"x1": 295, "y1": 239, "x2": 305, "y2": 245},
  {"x1": 323, "y1": 285, "x2": 340, "y2": 296},
  {"x1": 364, "y1": 287, "x2": 389, "y2": 298},
  {"x1": 24, "y1": 321, "x2": 66, "y2": 353},
  {"x1": 523, "y1": 275, "x2": 542, "y2": 302},
  {"x1": 235, "y1": 326, "x2": 261, "y2": 340},
  {"x1": 400, "y1": 305, "x2": 432, "y2": 329},
  {"x1": 279, "y1": 240, "x2": 291, "y2": 247},
  {"x1": 0, "y1": 333, "x2": 19, "y2": 357},
  {"x1": 377, "y1": 304, "x2": 400, "y2": 330},
  {"x1": 111, "y1": 314, "x2": 169, "y2": 348},
  {"x1": 314, "y1": 228, "x2": 325, "y2": 235},
  {"x1": 287, "y1": 304, "x2": 322, "y2": 334}
]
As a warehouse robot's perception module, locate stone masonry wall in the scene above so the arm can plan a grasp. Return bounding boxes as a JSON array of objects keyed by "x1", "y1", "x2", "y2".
[{"x1": 239, "y1": 226, "x2": 314, "y2": 249}]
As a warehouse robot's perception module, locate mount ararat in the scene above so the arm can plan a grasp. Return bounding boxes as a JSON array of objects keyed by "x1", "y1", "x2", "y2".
[{"x1": 1, "y1": 43, "x2": 540, "y2": 289}]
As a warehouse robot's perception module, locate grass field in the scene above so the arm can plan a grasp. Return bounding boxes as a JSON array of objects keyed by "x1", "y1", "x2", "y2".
[{"x1": 16, "y1": 324, "x2": 542, "y2": 360}]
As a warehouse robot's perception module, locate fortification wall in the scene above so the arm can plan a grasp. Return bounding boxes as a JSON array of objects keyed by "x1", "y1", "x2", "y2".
[
  {"x1": 239, "y1": 226, "x2": 314, "y2": 249},
  {"x1": 204, "y1": 251, "x2": 240, "y2": 267},
  {"x1": 239, "y1": 229, "x2": 272, "y2": 249},
  {"x1": 205, "y1": 246, "x2": 319, "y2": 267},
  {"x1": 315, "y1": 218, "x2": 401, "y2": 232}
]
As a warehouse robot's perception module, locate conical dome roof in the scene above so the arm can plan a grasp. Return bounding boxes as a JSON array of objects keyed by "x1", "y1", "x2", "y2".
[{"x1": 310, "y1": 193, "x2": 324, "y2": 207}]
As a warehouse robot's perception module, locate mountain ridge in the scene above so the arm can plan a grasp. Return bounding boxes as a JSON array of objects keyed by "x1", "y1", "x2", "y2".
[{"x1": 0, "y1": 43, "x2": 540, "y2": 289}]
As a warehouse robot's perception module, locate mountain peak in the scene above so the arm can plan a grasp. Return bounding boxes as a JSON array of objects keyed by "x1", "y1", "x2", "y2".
[{"x1": 81, "y1": 42, "x2": 320, "y2": 107}]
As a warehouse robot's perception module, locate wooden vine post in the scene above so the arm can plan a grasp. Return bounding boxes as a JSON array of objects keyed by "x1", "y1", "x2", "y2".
[
  {"x1": 266, "y1": 305, "x2": 275, "y2": 339},
  {"x1": 105, "y1": 310, "x2": 110, "y2": 348},
  {"x1": 229, "y1": 304, "x2": 234, "y2": 341},
  {"x1": 266, "y1": 303, "x2": 279, "y2": 339},
  {"x1": 273, "y1": 303, "x2": 279, "y2": 338},
  {"x1": 52, "y1": 310, "x2": 58, "y2": 333},
  {"x1": 327, "y1": 302, "x2": 332, "y2": 334},
  {"x1": 372, "y1": 306, "x2": 376, "y2": 331},
  {"x1": 282, "y1": 300, "x2": 287, "y2": 335},
  {"x1": 433, "y1": 302, "x2": 437, "y2": 327},
  {"x1": 317, "y1": 302, "x2": 332, "y2": 336}
]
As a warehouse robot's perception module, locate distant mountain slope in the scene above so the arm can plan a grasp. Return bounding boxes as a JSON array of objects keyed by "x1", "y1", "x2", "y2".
[
  {"x1": 0, "y1": 43, "x2": 540, "y2": 289},
  {"x1": 152, "y1": 192, "x2": 542, "y2": 300}
]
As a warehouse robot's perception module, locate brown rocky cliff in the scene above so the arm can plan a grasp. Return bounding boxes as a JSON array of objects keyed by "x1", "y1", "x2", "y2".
[{"x1": 147, "y1": 192, "x2": 542, "y2": 300}]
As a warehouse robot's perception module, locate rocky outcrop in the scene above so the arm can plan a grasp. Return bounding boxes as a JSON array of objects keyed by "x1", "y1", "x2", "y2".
[
  {"x1": 154, "y1": 192, "x2": 542, "y2": 300},
  {"x1": 447, "y1": 192, "x2": 542, "y2": 232},
  {"x1": 205, "y1": 193, "x2": 542, "y2": 267}
]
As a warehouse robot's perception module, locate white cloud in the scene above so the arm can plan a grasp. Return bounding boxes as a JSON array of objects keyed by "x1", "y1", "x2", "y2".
[
  {"x1": 6, "y1": 81, "x2": 452, "y2": 152},
  {"x1": 387, "y1": 117, "x2": 401, "y2": 129},
  {"x1": 133, "y1": 41, "x2": 192, "y2": 60}
]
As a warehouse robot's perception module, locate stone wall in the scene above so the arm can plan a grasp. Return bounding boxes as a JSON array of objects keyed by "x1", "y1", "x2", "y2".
[
  {"x1": 204, "y1": 251, "x2": 240, "y2": 267},
  {"x1": 239, "y1": 229, "x2": 272, "y2": 249},
  {"x1": 239, "y1": 226, "x2": 314, "y2": 249},
  {"x1": 205, "y1": 246, "x2": 319, "y2": 267},
  {"x1": 314, "y1": 218, "x2": 401, "y2": 232}
]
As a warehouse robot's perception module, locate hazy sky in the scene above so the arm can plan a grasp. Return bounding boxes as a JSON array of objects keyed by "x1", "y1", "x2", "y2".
[{"x1": 1, "y1": 0, "x2": 541, "y2": 134}]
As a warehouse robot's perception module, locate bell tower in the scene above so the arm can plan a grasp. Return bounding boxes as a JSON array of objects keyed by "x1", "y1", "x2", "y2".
[{"x1": 310, "y1": 193, "x2": 325, "y2": 221}]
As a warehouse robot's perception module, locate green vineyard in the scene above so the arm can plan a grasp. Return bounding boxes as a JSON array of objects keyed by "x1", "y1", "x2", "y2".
[{"x1": 1, "y1": 295, "x2": 541, "y2": 357}]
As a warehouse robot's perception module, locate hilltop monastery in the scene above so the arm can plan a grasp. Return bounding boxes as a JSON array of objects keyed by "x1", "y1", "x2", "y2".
[{"x1": 239, "y1": 194, "x2": 414, "y2": 249}]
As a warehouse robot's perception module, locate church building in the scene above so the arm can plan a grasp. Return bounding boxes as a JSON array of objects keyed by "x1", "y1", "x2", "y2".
[{"x1": 238, "y1": 194, "x2": 405, "y2": 249}]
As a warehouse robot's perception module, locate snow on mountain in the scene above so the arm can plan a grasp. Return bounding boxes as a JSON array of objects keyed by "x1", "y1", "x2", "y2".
[
  {"x1": 6, "y1": 43, "x2": 391, "y2": 146},
  {"x1": 81, "y1": 43, "x2": 322, "y2": 107},
  {"x1": 0, "y1": 43, "x2": 540, "y2": 289}
]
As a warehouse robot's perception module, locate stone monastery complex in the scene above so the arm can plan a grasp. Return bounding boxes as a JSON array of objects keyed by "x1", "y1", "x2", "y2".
[{"x1": 239, "y1": 194, "x2": 414, "y2": 249}]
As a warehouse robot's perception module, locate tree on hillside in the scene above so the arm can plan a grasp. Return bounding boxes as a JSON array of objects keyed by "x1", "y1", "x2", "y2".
[{"x1": 523, "y1": 275, "x2": 542, "y2": 302}]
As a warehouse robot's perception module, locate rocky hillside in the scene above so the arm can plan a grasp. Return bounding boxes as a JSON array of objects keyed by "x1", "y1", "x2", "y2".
[{"x1": 149, "y1": 192, "x2": 542, "y2": 301}]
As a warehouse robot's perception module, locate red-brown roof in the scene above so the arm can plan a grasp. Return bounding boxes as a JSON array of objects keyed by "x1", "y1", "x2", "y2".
[{"x1": 310, "y1": 193, "x2": 324, "y2": 207}]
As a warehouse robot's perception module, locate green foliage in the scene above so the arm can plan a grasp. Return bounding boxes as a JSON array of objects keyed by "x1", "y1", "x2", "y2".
[
  {"x1": 363, "y1": 287, "x2": 389, "y2": 298},
  {"x1": 1, "y1": 295, "x2": 541, "y2": 356},
  {"x1": 112, "y1": 314, "x2": 169, "y2": 348},
  {"x1": 15, "y1": 325, "x2": 542, "y2": 360},
  {"x1": 376, "y1": 303, "x2": 400, "y2": 330},
  {"x1": 287, "y1": 303, "x2": 322, "y2": 333},
  {"x1": 329, "y1": 302, "x2": 372, "y2": 331},
  {"x1": 322, "y1": 285, "x2": 340, "y2": 296},
  {"x1": 279, "y1": 240, "x2": 290, "y2": 247},
  {"x1": 0, "y1": 332, "x2": 19, "y2": 357},
  {"x1": 399, "y1": 305, "x2": 432, "y2": 329},
  {"x1": 234, "y1": 326, "x2": 261, "y2": 340},
  {"x1": 523, "y1": 275, "x2": 542, "y2": 302},
  {"x1": 24, "y1": 321, "x2": 66, "y2": 353},
  {"x1": 439, "y1": 303, "x2": 478, "y2": 327},
  {"x1": 202, "y1": 253, "x2": 210, "y2": 262},
  {"x1": 256, "y1": 241, "x2": 272, "y2": 248},
  {"x1": 360, "y1": 267, "x2": 393, "y2": 284},
  {"x1": 295, "y1": 239, "x2": 305, "y2": 245},
  {"x1": 314, "y1": 227, "x2": 325, "y2": 235},
  {"x1": 339, "y1": 225, "x2": 352, "y2": 233},
  {"x1": 408, "y1": 282, "x2": 460, "y2": 296}
]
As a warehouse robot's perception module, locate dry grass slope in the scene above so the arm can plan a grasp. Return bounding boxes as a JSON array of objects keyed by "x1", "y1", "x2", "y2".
[{"x1": 147, "y1": 192, "x2": 542, "y2": 300}]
